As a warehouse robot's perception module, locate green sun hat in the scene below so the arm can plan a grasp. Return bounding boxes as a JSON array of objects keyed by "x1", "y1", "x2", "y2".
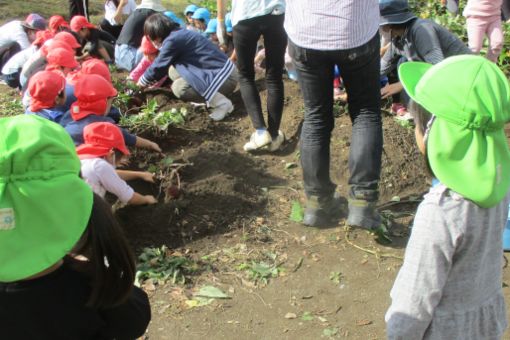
[
  {"x1": 398, "y1": 55, "x2": 510, "y2": 208},
  {"x1": 0, "y1": 115, "x2": 93, "y2": 282}
]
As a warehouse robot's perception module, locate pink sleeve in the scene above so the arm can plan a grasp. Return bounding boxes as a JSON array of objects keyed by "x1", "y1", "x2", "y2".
[{"x1": 129, "y1": 57, "x2": 152, "y2": 82}]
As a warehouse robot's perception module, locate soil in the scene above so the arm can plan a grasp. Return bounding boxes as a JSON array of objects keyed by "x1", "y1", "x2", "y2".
[{"x1": 108, "y1": 76, "x2": 510, "y2": 340}]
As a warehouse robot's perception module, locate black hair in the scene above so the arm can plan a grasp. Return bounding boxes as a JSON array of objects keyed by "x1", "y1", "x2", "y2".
[
  {"x1": 105, "y1": 0, "x2": 120, "y2": 6},
  {"x1": 408, "y1": 100, "x2": 435, "y2": 177},
  {"x1": 69, "y1": 194, "x2": 136, "y2": 308},
  {"x1": 144, "y1": 13, "x2": 180, "y2": 41}
]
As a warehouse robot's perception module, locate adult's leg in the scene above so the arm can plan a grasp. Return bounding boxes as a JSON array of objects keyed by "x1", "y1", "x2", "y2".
[
  {"x1": 289, "y1": 39, "x2": 336, "y2": 198},
  {"x1": 446, "y1": 0, "x2": 459, "y2": 15},
  {"x1": 337, "y1": 33, "x2": 382, "y2": 202},
  {"x1": 115, "y1": 44, "x2": 137, "y2": 71},
  {"x1": 466, "y1": 16, "x2": 487, "y2": 54},
  {"x1": 99, "y1": 19, "x2": 122, "y2": 40},
  {"x1": 217, "y1": 67, "x2": 238, "y2": 97},
  {"x1": 69, "y1": 0, "x2": 83, "y2": 19},
  {"x1": 261, "y1": 14, "x2": 287, "y2": 138},
  {"x1": 503, "y1": 0, "x2": 510, "y2": 22},
  {"x1": 486, "y1": 16, "x2": 503, "y2": 62},
  {"x1": 169, "y1": 66, "x2": 203, "y2": 102},
  {"x1": 233, "y1": 16, "x2": 265, "y2": 130}
]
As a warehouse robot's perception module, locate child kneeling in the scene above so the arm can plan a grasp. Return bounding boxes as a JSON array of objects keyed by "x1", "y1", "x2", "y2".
[{"x1": 77, "y1": 122, "x2": 158, "y2": 206}]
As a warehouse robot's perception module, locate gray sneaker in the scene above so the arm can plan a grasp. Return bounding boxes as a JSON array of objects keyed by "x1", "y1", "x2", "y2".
[
  {"x1": 346, "y1": 199, "x2": 381, "y2": 230},
  {"x1": 303, "y1": 192, "x2": 344, "y2": 227}
]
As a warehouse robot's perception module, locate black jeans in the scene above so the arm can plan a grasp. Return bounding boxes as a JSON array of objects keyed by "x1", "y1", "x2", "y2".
[
  {"x1": 289, "y1": 33, "x2": 382, "y2": 202},
  {"x1": 99, "y1": 19, "x2": 123, "y2": 40},
  {"x1": 69, "y1": 0, "x2": 89, "y2": 20},
  {"x1": 233, "y1": 13, "x2": 287, "y2": 138}
]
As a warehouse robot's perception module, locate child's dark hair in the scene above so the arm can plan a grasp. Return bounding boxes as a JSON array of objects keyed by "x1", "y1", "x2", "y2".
[
  {"x1": 144, "y1": 13, "x2": 180, "y2": 41},
  {"x1": 408, "y1": 100, "x2": 435, "y2": 177},
  {"x1": 69, "y1": 193, "x2": 136, "y2": 308}
]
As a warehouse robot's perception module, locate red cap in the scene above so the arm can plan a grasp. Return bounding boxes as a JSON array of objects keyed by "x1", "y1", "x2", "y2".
[
  {"x1": 32, "y1": 30, "x2": 54, "y2": 47},
  {"x1": 48, "y1": 15, "x2": 70, "y2": 33},
  {"x1": 53, "y1": 31, "x2": 81, "y2": 49},
  {"x1": 77, "y1": 122, "x2": 130, "y2": 159},
  {"x1": 28, "y1": 70, "x2": 66, "y2": 112},
  {"x1": 46, "y1": 47, "x2": 79, "y2": 69},
  {"x1": 66, "y1": 58, "x2": 111, "y2": 86},
  {"x1": 140, "y1": 36, "x2": 158, "y2": 55},
  {"x1": 71, "y1": 74, "x2": 117, "y2": 121},
  {"x1": 70, "y1": 15, "x2": 95, "y2": 32},
  {"x1": 40, "y1": 40, "x2": 74, "y2": 57}
]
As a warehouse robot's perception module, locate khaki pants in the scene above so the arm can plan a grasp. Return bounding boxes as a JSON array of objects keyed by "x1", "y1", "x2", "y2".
[{"x1": 168, "y1": 66, "x2": 238, "y2": 102}]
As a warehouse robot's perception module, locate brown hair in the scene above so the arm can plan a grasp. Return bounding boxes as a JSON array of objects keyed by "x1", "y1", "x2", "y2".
[{"x1": 408, "y1": 100, "x2": 435, "y2": 178}]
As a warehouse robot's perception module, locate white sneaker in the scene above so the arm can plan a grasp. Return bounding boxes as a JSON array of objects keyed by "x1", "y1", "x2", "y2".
[
  {"x1": 243, "y1": 130, "x2": 272, "y2": 152},
  {"x1": 267, "y1": 130, "x2": 285, "y2": 152},
  {"x1": 208, "y1": 92, "x2": 234, "y2": 121}
]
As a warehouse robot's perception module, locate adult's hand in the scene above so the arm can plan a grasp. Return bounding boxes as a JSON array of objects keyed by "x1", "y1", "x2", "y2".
[{"x1": 381, "y1": 82, "x2": 403, "y2": 99}]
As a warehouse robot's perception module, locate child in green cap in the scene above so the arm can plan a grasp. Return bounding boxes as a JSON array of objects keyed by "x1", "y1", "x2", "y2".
[
  {"x1": 0, "y1": 115, "x2": 151, "y2": 339},
  {"x1": 385, "y1": 55, "x2": 510, "y2": 339}
]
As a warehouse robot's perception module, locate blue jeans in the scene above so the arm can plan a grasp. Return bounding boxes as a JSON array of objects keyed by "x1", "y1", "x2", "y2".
[
  {"x1": 289, "y1": 33, "x2": 382, "y2": 202},
  {"x1": 114, "y1": 44, "x2": 142, "y2": 71}
]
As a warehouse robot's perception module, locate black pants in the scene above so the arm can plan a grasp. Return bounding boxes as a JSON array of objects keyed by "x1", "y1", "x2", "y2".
[
  {"x1": 99, "y1": 19, "x2": 123, "y2": 40},
  {"x1": 233, "y1": 13, "x2": 287, "y2": 138},
  {"x1": 69, "y1": 0, "x2": 89, "y2": 20},
  {"x1": 0, "y1": 42, "x2": 21, "y2": 72},
  {"x1": 289, "y1": 33, "x2": 382, "y2": 201},
  {"x1": 503, "y1": 0, "x2": 510, "y2": 21}
]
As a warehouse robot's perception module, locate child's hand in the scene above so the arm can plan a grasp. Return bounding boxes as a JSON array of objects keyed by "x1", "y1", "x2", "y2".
[
  {"x1": 381, "y1": 82, "x2": 403, "y2": 99},
  {"x1": 141, "y1": 172, "x2": 155, "y2": 183},
  {"x1": 150, "y1": 142, "x2": 162, "y2": 153},
  {"x1": 144, "y1": 195, "x2": 158, "y2": 204}
]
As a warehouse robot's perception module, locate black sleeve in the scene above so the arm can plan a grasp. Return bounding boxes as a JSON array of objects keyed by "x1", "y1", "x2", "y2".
[
  {"x1": 87, "y1": 29, "x2": 100, "y2": 55},
  {"x1": 98, "y1": 29, "x2": 116, "y2": 45},
  {"x1": 98, "y1": 286, "x2": 151, "y2": 340}
]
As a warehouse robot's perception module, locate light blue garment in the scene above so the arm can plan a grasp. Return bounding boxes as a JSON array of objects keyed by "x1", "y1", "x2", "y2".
[
  {"x1": 231, "y1": 0, "x2": 285, "y2": 26},
  {"x1": 225, "y1": 12, "x2": 233, "y2": 32},
  {"x1": 205, "y1": 18, "x2": 217, "y2": 34},
  {"x1": 184, "y1": 4, "x2": 199, "y2": 15},
  {"x1": 114, "y1": 44, "x2": 143, "y2": 71},
  {"x1": 164, "y1": 11, "x2": 185, "y2": 27},
  {"x1": 191, "y1": 8, "x2": 210, "y2": 25}
]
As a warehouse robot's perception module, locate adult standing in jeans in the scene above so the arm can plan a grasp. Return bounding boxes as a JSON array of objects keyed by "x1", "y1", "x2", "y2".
[
  {"x1": 285, "y1": 1, "x2": 383, "y2": 229},
  {"x1": 69, "y1": 0, "x2": 89, "y2": 20},
  {"x1": 232, "y1": 0, "x2": 287, "y2": 152}
]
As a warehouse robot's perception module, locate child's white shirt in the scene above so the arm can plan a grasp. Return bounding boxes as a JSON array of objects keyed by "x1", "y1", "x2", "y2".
[
  {"x1": 386, "y1": 183, "x2": 509, "y2": 339},
  {"x1": 80, "y1": 158, "x2": 134, "y2": 203}
]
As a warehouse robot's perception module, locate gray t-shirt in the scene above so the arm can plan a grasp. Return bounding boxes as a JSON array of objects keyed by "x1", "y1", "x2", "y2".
[
  {"x1": 381, "y1": 18, "x2": 471, "y2": 75},
  {"x1": 386, "y1": 184, "x2": 509, "y2": 339}
]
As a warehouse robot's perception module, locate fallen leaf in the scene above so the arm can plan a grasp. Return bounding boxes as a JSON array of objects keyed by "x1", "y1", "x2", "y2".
[
  {"x1": 195, "y1": 285, "x2": 230, "y2": 299},
  {"x1": 284, "y1": 312, "x2": 297, "y2": 319},
  {"x1": 323, "y1": 328, "x2": 338, "y2": 337},
  {"x1": 356, "y1": 319, "x2": 373, "y2": 326},
  {"x1": 301, "y1": 311, "x2": 314, "y2": 321}
]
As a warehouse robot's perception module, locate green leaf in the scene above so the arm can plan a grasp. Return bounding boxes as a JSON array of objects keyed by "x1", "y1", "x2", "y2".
[
  {"x1": 323, "y1": 327, "x2": 338, "y2": 337},
  {"x1": 301, "y1": 311, "x2": 314, "y2": 321},
  {"x1": 161, "y1": 156, "x2": 174, "y2": 166},
  {"x1": 290, "y1": 200, "x2": 304, "y2": 222},
  {"x1": 195, "y1": 285, "x2": 230, "y2": 299}
]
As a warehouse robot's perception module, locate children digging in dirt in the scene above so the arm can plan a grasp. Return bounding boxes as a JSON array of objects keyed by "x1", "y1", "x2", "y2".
[
  {"x1": 128, "y1": 36, "x2": 167, "y2": 88},
  {"x1": 0, "y1": 114, "x2": 151, "y2": 339},
  {"x1": 77, "y1": 122, "x2": 158, "y2": 206},
  {"x1": 379, "y1": 0, "x2": 471, "y2": 119},
  {"x1": 61, "y1": 73, "x2": 162, "y2": 154},
  {"x1": 138, "y1": 13, "x2": 238, "y2": 121},
  {"x1": 386, "y1": 55, "x2": 510, "y2": 339}
]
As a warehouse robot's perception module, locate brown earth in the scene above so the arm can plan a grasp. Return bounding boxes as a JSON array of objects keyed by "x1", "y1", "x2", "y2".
[{"x1": 106, "y1": 76, "x2": 510, "y2": 340}]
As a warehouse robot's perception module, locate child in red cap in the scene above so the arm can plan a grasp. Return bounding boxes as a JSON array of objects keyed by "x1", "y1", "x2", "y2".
[
  {"x1": 63, "y1": 58, "x2": 121, "y2": 122},
  {"x1": 62, "y1": 74, "x2": 161, "y2": 154},
  {"x1": 25, "y1": 70, "x2": 67, "y2": 123},
  {"x1": 48, "y1": 15, "x2": 70, "y2": 34},
  {"x1": 45, "y1": 47, "x2": 79, "y2": 76},
  {"x1": 77, "y1": 122, "x2": 158, "y2": 205},
  {"x1": 70, "y1": 15, "x2": 115, "y2": 63},
  {"x1": 128, "y1": 36, "x2": 166, "y2": 87}
]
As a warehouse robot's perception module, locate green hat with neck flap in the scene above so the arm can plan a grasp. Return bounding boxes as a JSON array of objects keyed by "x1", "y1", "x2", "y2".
[{"x1": 398, "y1": 55, "x2": 510, "y2": 208}]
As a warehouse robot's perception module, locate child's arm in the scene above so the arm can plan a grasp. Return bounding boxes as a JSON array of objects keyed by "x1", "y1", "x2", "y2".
[
  {"x1": 116, "y1": 170, "x2": 155, "y2": 183},
  {"x1": 98, "y1": 46, "x2": 112, "y2": 63},
  {"x1": 128, "y1": 192, "x2": 158, "y2": 205},
  {"x1": 386, "y1": 202, "x2": 456, "y2": 339},
  {"x1": 129, "y1": 57, "x2": 151, "y2": 82},
  {"x1": 135, "y1": 136, "x2": 162, "y2": 153}
]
